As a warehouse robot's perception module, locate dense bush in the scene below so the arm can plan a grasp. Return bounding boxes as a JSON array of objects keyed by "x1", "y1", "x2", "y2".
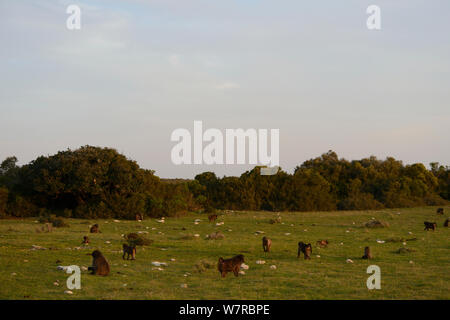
[{"x1": 0, "y1": 147, "x2": 448, "y2": 218}]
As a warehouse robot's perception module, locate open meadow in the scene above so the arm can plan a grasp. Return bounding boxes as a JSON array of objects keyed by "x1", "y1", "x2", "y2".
[{"x1": 0, "y1": 207, "x2": 448, "y2": 300}]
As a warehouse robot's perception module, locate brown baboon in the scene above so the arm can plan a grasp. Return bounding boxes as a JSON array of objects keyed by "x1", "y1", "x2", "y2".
[
  {"x1": 362, "y1": 246, "x2": 372, "y2": 259},
  {"x1": 90, "y1": 224, "x2": 100, "y2": 233},
  {"x1": 262, "y1": 237, "x2": 272, "y2": 252},
  {"x1": 135, "y1": 213, "x2": 143, "y2": 221},
  {"x1": 217, "y1": 254, "x2": 244, "y2": 278},
  {"x1": 81, "y1": 236, "x2": 90, "y2": 245},
  {"x1": 437, "y1": 208, "x2": 444, "y2": 215},
  {"x1": 88, "y1": 250, "x2": 110, "y2": 276},
  {"x1": 444, "y1": 218, "x2": 449, "y2": 227},
  {"x1": 424, "y1": 221, "x2": 437, "y2": 231},
  {"x1": 208, "y1": 214, "x2": 218, "y2": 222},
  {"x1": 316, "y1": 240, "x2": 329, "y2": 248},
  {"x1": 297, "y1": 242, "x2": 312, "y2": 260},
  {"x1": 122, "y1": 244, "x2": 136, "y2": 260}
]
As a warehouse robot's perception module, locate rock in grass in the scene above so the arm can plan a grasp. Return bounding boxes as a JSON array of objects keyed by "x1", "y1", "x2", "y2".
[
  {"x1": 256, "y1": 260, "x2": 266, "y2": 265},
  {"x1": 64, "y1": 290, "x2": 73, "y2": 295},
  {"x1": 346, "y1": 259, "x2": 354, "y2": 263},
  {"x1": 180, "y1": 283, "x2": 188, "y2": 288},
  {"x1": 365, "y1": 220, "x2": 389, "y2": 228},
  {"x1": 270, "y1": 265, "x2": 277, "y2": 270}
]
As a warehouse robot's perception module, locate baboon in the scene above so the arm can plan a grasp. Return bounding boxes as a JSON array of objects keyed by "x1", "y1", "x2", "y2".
[
  {"x1": 135, "y1": 213, "x2": 143, "y2": 221},
  {"x1": 437, "y1": 208, "x2": 444, "y2": 215},
  {"x1": 316, "y1": 240, "x2": 329, "y2": 248},
  {"x1": 88, "y1": 250, "x2": 110, "y2": 276},
  {"x1": 122, "y1": 244, "x2": 136, "y2": 260},
  {"x1": 297, "y1": 242, "x2": 312, "y2": 260},
  {"x1": 444, "y1": 218, "x2": 449, "y2": 227},
  {"x1": 81, "y1": 236, "x2": 90, "y2": 245},
  {"x1": 262, "y1": 237, "x2": 272, "y2": 252},
  {"x1": 362, "y1": 246, "x2": 372, "y2": 259},
  {"x1": 208, "y1": 214, "x2": 218, "y2": 222},
  {"x1": 90, "y1": 224, "x2": 100, "y2": 233},
  {"x1": 424, "y1": 221, "x2": 437, "y2": 231},
  {"x1": 217, "y1": 254, "x2": 245, "y2": 278}
]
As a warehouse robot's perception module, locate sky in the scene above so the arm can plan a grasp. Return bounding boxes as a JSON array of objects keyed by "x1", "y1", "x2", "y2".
[{"x1": 1, "y1": 0, "x2": 449, "y2": 178}]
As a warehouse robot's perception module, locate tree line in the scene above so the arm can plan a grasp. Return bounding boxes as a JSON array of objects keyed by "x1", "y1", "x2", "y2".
[{"x1": 0, "y1": 147, "x2": 448, "y2": 219}]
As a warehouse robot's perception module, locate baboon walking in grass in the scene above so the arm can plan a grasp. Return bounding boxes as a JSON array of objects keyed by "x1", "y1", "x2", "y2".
[
  {"x1": 81, "y1": 236, "x2": 90, "y2": 245},
  {"x1": 262, "y1": 237, "x2": 272, "y2": 252},
  {"x1": 444, "y1": 218, "x2": 449, "y2": 227},
  {"x1": 122, "y1": 244, "x2": 136, "y2": 260},
  {"x1": 424, "y1": 221, "x2": 437, "y2": 231},
  {"x1": 218, "y1": 254, "x2": 244, "y2": 278},
  {"x1": 208, "y1": 214, "x2": 218, "y2": 222}
]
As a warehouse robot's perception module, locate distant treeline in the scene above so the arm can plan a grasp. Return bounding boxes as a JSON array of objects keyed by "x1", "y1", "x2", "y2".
[{"x1": 0, "y1": 146, "x2": 448, "y2": 219}]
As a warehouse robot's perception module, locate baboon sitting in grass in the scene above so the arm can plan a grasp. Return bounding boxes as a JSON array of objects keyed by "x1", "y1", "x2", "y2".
[
  {"x1": 262, "y1": 236, "x2": 272, "y2": 252},
  {"x1": 218, "y1": 254, "x2": 244, "y2": 278},
  {"x1": 88, "y1": 250, "x2": 110, "y2": 276},
  {"x1": 316, "y1": 240, "x2": 329, "y2": 248},
  {"x1": 437, "y1": 208, "x2": 444, "y2": 215},
  {"x1": 297, "y1": 242, "x2": 312, "y2": 260},
  {"x1": 208, "y1": 214, "x2": 218, "y2": 222},
  {"x1": 424, "y1": 221, "x2": 437, "y2": 231},
  {"x1": 444, "y1": 218, "x2": 449, "y2": 227},
  {"x1": 362, "y1": 246, "x2": 373, "y2": 259},
  {"x1": 122, "y1": 244, "x2": 136, "y2": 260},
  {"x1": 81, "y1": 236, "x2": 90, "y2": 245},
  {"x1": 90, "y1": 224, "x2": 100, "y2": 233},
  {"x1": 135, "y1": 213, "x2": 143, "y2": 221}
]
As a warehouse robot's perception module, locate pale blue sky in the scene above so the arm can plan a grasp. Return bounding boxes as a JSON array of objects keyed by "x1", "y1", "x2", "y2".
[{"x1": 1, "y1": 0, "x2": 449, "y2": 178}]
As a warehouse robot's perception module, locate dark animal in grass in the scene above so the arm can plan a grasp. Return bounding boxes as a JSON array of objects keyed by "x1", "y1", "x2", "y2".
[
  {"x1": 316, "y1": 240, "x2": 329, "y2": 248},
  {"x1": 90, "y1": 224, "x2": 101, "y2": 233},
  {"x1": 218, "y1": 254, "x2": 244, "y2": 278},
  {"x1": 362, "y1": 246, "x2": 373, "y2": 259},
  {"x1": 122, "y1": 244, "x2": 136, "y2": 260},
  {"x1": 81, "y1": 236, "x2": 90, "y2": 245},
  {"x1": 297, "y1": 242, "x2": 312, "y2": 260},
  {"x1": 444, "y1": 218, "x2": 449, "y2": 227},
  {"x1": 437, "y1": 208, "x2": 444, "y2": 215},
  {"x1": 87, "y1": 250, "x2": 110, "y2": 276},
  {"x1": 262, "y1": 237, "x2": 272, "y2": 252},
  {"x1": 135, "y1": 213, "x2": 143, "y2": 221},
  {"x1": 424, "y1": 221, "x2": 437, "y2": 231},
  {"x1": 208, "y1": 214, "x2": 218, "y2": 222}
]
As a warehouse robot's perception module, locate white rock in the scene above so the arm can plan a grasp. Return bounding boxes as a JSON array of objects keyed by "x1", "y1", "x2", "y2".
[
  {"x1": 170, "y1": 258, "x2": 176, "y2": 262},
  {"x1": 64, "y1": 290, "x2": 73, "y2": 295},
  {"x1": 151, "y1": 261, "x2": 168, "y2": 267},
  {"x1": 346, "y1": 259, "x2": 354, "y2": 263},
  {"x1": 194, "y1": 234, "x2": 200, "y2": 237},
  {"x1": 53, "y1": 281, "x2": 59, "y2": 286},
  {"x1": 113, "y1": 220, "x2": 120, "y2": 222},
  {"x1": 270, "y1": 265, "x2": 277, "y2": 270},
  {"x1": 376, "y1": 240, "x2": 385, "y2": 244},
  {"x1": 284, "y1": 233, "x2": 291, "y2": 236},
  {"x1": 316, "y1": 255, "x2": 321, "y2": 258},
  {"x1": 239, "y1": 271, "x2": 246, "y2": 275},
  {"x1": 105, "y1": 241, "x2": 111, "y2": 244},
  {"x1": 256, "y1": 260, "x2": 266, "y2": 265}
]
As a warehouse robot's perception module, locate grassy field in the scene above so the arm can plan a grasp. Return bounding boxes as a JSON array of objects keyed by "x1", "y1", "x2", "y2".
[{"x1": 0, "y1": 207, "x2": 448, "y2": 300}]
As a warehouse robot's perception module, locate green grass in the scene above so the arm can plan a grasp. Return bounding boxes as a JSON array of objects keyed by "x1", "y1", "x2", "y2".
[{"x1": 0, "y1": 207, "x2": 448, "y2": 300}]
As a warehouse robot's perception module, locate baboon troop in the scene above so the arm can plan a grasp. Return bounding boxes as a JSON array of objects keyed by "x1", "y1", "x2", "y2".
[
  {"x1": 362, "y1": 246, "x2": 373, "y2": 259},
  {"x1": 218, "y1": 254, "x2": 245, "y2": 277},
  {"x1": 424, "y1": 221, "x2": 437, "y2": 231},
  {"x1": 437, "y1": 208, "x2": 444, "y2": 215},
  {"x1": 208, "y1": 214, "x2": 218, "y2": 222},
  {"x1": 444, "y1": 218, "x2": 449, "y2": 227},
  {"x1": 88, "y1": 250, "x2": 110, "y2": 276},
  {"x1": 90, "y1": 224, "x2": 100, "y2": 233},
  {"x1": 81, "y1": 236, "x2": 90, "y2": 245},
  {"x1": 262, "y1": 236, "x2": 272, "y2": 252},
  {"x1": 297, "y1": 242, "x2": 312, "y2": 260},
  {"x1": 316, "y1": 240, "x2": 329, "y2": 248},
  {"x1": 122, "y1": 244, "x2": 136, "y2": 260}
]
